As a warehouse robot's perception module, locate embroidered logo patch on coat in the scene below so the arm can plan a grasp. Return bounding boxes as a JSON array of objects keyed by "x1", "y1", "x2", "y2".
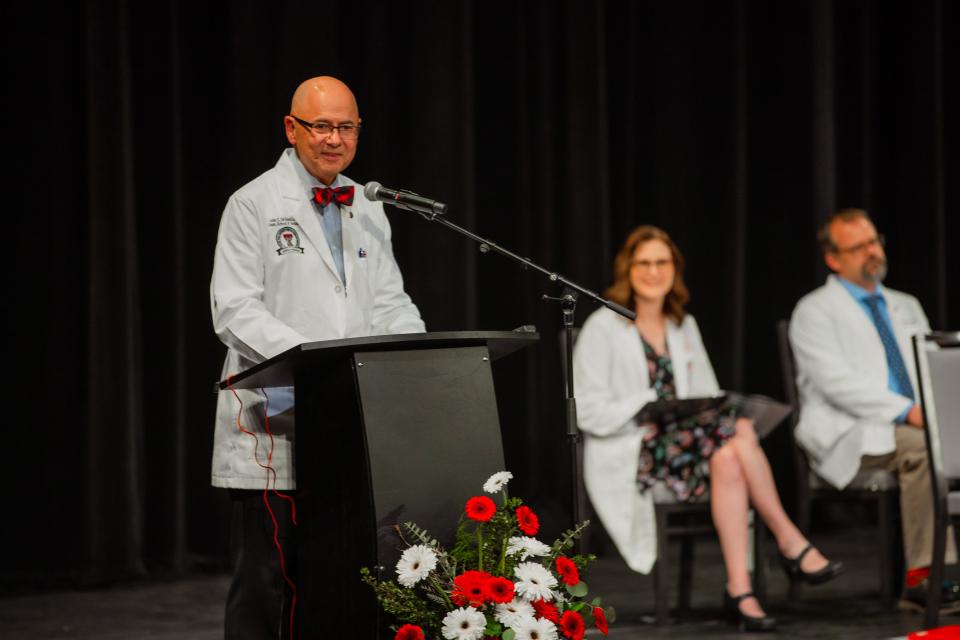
[{"x1": 275, "y1": 226, "x2": 304, "y2": 255}]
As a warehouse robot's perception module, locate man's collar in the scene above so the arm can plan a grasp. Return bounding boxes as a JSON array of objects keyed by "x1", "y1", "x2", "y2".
[{"x1": 835, "y1": 275, "x2": 885, "y2": 302}]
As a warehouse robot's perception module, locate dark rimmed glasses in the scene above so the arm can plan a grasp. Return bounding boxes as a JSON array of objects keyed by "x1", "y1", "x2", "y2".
[{"x1": 289, "y1": 115, "x2": 361, "y2": 140}]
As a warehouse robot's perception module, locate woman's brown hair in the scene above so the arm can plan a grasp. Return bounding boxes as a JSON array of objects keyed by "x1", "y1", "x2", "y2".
[{"x1": 603, "y1": 225, "x2": 689, "y2": 324}]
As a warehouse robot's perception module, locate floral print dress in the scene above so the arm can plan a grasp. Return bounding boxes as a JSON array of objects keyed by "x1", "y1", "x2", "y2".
[{"x1": 635, "y1": 334, "x2": 738, "y2": 502}]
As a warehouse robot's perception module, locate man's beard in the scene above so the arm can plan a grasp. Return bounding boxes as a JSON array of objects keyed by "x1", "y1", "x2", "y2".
[{"x1": 862, "y1": 256, "x2": 888, "y2": 283}]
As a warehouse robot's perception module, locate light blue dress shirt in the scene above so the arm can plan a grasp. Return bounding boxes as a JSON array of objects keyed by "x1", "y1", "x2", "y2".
[
  {"x1": 316, "y1": 175, "x2": 347, "y2": 286},
  {"x1": 836, "y1": 277, "x2": 912, "y2": 423}
]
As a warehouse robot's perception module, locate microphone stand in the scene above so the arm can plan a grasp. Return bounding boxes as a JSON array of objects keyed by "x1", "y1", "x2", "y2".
[{"x1": 391, "y1": 205, "x2": 636, "y2": 553}]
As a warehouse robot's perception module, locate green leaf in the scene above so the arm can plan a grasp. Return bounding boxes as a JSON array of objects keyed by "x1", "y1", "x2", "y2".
[
  {"x1": 605, "y1": 605, "x2": 617, "y2": 623},
  {"x1": 550, "y1": 521, "x2": 591, "y2": 555},
  {"x1": 591, "y1": 597, "x2": 601, "y2": 606},
  {"x1": 502, "y1": 629, "x2": 516, "y2": 640},
  {"x1": 565, "y1": 581, "x2": 588, "y2": 597},
  {"x1": 484, "y1": 620, "x2": 503, "y2": 636}
]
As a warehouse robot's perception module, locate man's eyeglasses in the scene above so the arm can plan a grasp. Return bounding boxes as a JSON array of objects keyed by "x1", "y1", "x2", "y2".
[
  {"x1": 832, "y1": 235, "x2": 885, "y2": 255},
  {"x1": 290, "y1": 115, "x2": 361, "y2": 140},
  {"x1": 630, "y1": 259, "x2": 674, "y2": 271}
]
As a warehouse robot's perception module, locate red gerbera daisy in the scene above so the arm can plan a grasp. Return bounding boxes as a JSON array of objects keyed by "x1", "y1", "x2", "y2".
[
  {"x1": 559, "y1": 610, "x2": 586, "y2": 640},
  {"x1": 532, "y1": 598, "x2": 560, "y2": 623},
  {"x1": 452, "y1": 570, "x2": 491, "y2": 607},
  {"x1": 465, "y1": 496, "x2": 496, "y2": 522},
  {"x1": 555, "y1": 556, "x2": 580, "y2": 586},
  {"x1": 395, "y1": 624, "x2": 425, "y2": 640},
  {"x1": 485, "y1": 576, "x2": 515, "y2": 604},
  {"x1": 515, "y1": 505, "x2": 539, "y2": 535},
  {"x1": 592, "y1": 606, "x2": 609, "y2": 635}
]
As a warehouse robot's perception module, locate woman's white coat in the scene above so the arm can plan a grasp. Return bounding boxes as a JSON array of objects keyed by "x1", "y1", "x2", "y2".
[{"x1": 573, "y1": 307, "x2": 720, "y2": 573}]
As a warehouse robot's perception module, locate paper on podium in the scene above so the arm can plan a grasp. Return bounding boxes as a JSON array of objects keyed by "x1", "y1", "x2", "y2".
[{"x1": 635, "y1": 392, "x2": 792, "y2": 439}]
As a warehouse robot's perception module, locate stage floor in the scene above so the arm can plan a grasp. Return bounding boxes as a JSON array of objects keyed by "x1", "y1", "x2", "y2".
[{"x1": 1, "y1": 526, "x2": 956, "y2": 639}]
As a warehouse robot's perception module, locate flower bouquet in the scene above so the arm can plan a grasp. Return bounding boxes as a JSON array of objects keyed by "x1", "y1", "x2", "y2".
[{"x1": 361, "y1": 471, "x2": 615, "y2": 640}]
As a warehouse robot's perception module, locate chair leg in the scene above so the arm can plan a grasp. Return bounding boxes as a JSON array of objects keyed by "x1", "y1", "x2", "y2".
[
  {"x1": 792, "y1": 483, "x2": 811, "y2": 603},
  {"x1": 653, "y1": 507, "x2": 670, "y2": 625},
  {"x1": 678, "y1": 535, "x2": 694, "y2": 613},
  {"x1": 753, "y1": 513, "x2": 767, "y2": 604},
  {"x1": 953, "y1": 517, "x2": 960, "y2": 559},
  {"x1": 878, "y1": 492, "x2": 894, "y2": 608},
  {"x1": 786, "y1": 513, "x2": 802, "y2": 605},
  {"x1": 925, "y1": 507, "x2": 948, "y2": 630}
]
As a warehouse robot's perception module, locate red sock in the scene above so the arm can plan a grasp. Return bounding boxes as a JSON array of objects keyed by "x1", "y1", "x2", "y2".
[{"x1": 905, "y1": 566, "x2": 930, "y2": 588}]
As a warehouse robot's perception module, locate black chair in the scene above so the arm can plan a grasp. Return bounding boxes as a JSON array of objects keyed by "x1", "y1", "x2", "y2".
[
  {"x1": 776, "y1": 319, "x2": 900, "y2": 606},
  {"x1": 651, "y1": 486, "x2": 766, "y2": 625},
  {"x1": 912, "y1": 332, "x2": 960, "y2": 629}
]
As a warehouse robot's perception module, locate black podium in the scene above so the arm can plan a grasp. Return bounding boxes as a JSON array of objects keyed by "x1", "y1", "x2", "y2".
[{"x1": 219, "y1": 331, "x2": 538, "y2": 638}]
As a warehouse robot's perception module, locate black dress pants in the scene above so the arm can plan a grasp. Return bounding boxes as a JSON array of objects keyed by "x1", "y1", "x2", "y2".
[{"x1": 225, "y1": 489, "x2": 297, "y2": 640}]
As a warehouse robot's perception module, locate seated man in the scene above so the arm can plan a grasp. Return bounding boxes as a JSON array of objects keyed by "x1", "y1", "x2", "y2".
[{"x1": 789, "y1": 208, "x2": 959, "y2": 613}]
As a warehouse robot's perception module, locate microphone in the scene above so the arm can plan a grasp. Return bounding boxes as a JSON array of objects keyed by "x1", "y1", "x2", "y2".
[{"x1": 364, "y1": 181, "x2": 448, "y2": 215}]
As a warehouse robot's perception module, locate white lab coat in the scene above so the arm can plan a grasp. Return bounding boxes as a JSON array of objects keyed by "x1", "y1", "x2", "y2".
[
  {"x1": 788, "y1": 275, "x2": 928, "y2": 489},
  {"x1": 210, "y1": 148, "x2": 425, "y2": 489},
  {"x1": 573, "y1": 306, "x2": 720, "y2": 573}
]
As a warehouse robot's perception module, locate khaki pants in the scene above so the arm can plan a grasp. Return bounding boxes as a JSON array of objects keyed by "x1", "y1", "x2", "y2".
[{"x1": 861, "y1": 425, "x2": 957, "y2": 569}]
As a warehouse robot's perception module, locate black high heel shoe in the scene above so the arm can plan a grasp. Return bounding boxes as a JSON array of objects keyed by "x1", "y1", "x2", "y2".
[
  {"x1": 723, "y1": 589, "x2": 777, "y2": 632},
  {"x1": 778, "y1": 544, "x2": 844, "y2": 585}
]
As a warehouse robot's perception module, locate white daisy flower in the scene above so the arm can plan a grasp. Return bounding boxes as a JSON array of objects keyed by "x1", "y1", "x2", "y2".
[
  {"x1": 483, "y1": 470, "x2": 514, "y2": 494},
  {"x1": 513, "y1": 562, "x2": 558, "y2": 602},
  {"x1": 494, "y1": 598, "x2": 536, "y2": 627},
  {"x1": 441, "y1": 606, "x2": 487, "y2": 640},
  {"x1": 395, "y1": 544, "x2": 438, "y2": 587},
  {"x1": 506, "y1": 536, "x2": 551, "y2": 560},
  {"x1": 512, "y1": 616, "x2": 559, "y2": 640}
]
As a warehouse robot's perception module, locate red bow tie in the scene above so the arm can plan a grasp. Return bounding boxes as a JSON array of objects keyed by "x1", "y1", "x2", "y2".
[{"x1": 313, "y1": 185, "x2": 355, "y2": 207}]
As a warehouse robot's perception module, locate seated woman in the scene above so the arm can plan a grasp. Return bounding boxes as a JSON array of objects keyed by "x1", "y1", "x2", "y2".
[{"x1": 573, "y1": 225, "x2": 843, "y2": 631}]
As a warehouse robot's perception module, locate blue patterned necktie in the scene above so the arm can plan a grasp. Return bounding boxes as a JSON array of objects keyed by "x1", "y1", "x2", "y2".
[{"x1": 863, "y1": 295, "x2": 914, "y2": 401}]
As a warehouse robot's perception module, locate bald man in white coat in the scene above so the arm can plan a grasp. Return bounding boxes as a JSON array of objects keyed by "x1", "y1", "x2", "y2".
[{"x1": 210, "y1": 76, "x2": 424, "y2": 639}]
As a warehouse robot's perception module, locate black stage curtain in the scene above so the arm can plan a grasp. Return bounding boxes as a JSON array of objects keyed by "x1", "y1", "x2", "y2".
[{"x1": 5, "y1": 0, "x2": 956, "y2": 587}]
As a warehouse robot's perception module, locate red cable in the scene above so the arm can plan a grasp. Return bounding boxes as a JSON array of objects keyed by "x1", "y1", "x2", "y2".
[
  {"x1": 259, "y1": 391, "x2": 298, "y2": 523},
  {"x1": 260, "y1": 390, "x2": 297, "y2": 639},
  {"x1": 226, "y1": 376, "x2": 298, "y2": 639}
]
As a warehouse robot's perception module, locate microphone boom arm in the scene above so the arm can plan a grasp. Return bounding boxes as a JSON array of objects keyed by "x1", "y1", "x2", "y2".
[{"x1": 392, "y1": 205, "x2": 635, "y2": 321}]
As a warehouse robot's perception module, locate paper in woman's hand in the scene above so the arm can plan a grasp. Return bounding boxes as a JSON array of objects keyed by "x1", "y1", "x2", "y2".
[
  {"x1": 636, "y1": 395, "x2": 729, "y2": 425},
  {"x1": 723, "y1": 392, "x2": 794, "y2": 438},
  {"x1": 635, "y1": 393, "x2": 792, "y2": 439}
]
